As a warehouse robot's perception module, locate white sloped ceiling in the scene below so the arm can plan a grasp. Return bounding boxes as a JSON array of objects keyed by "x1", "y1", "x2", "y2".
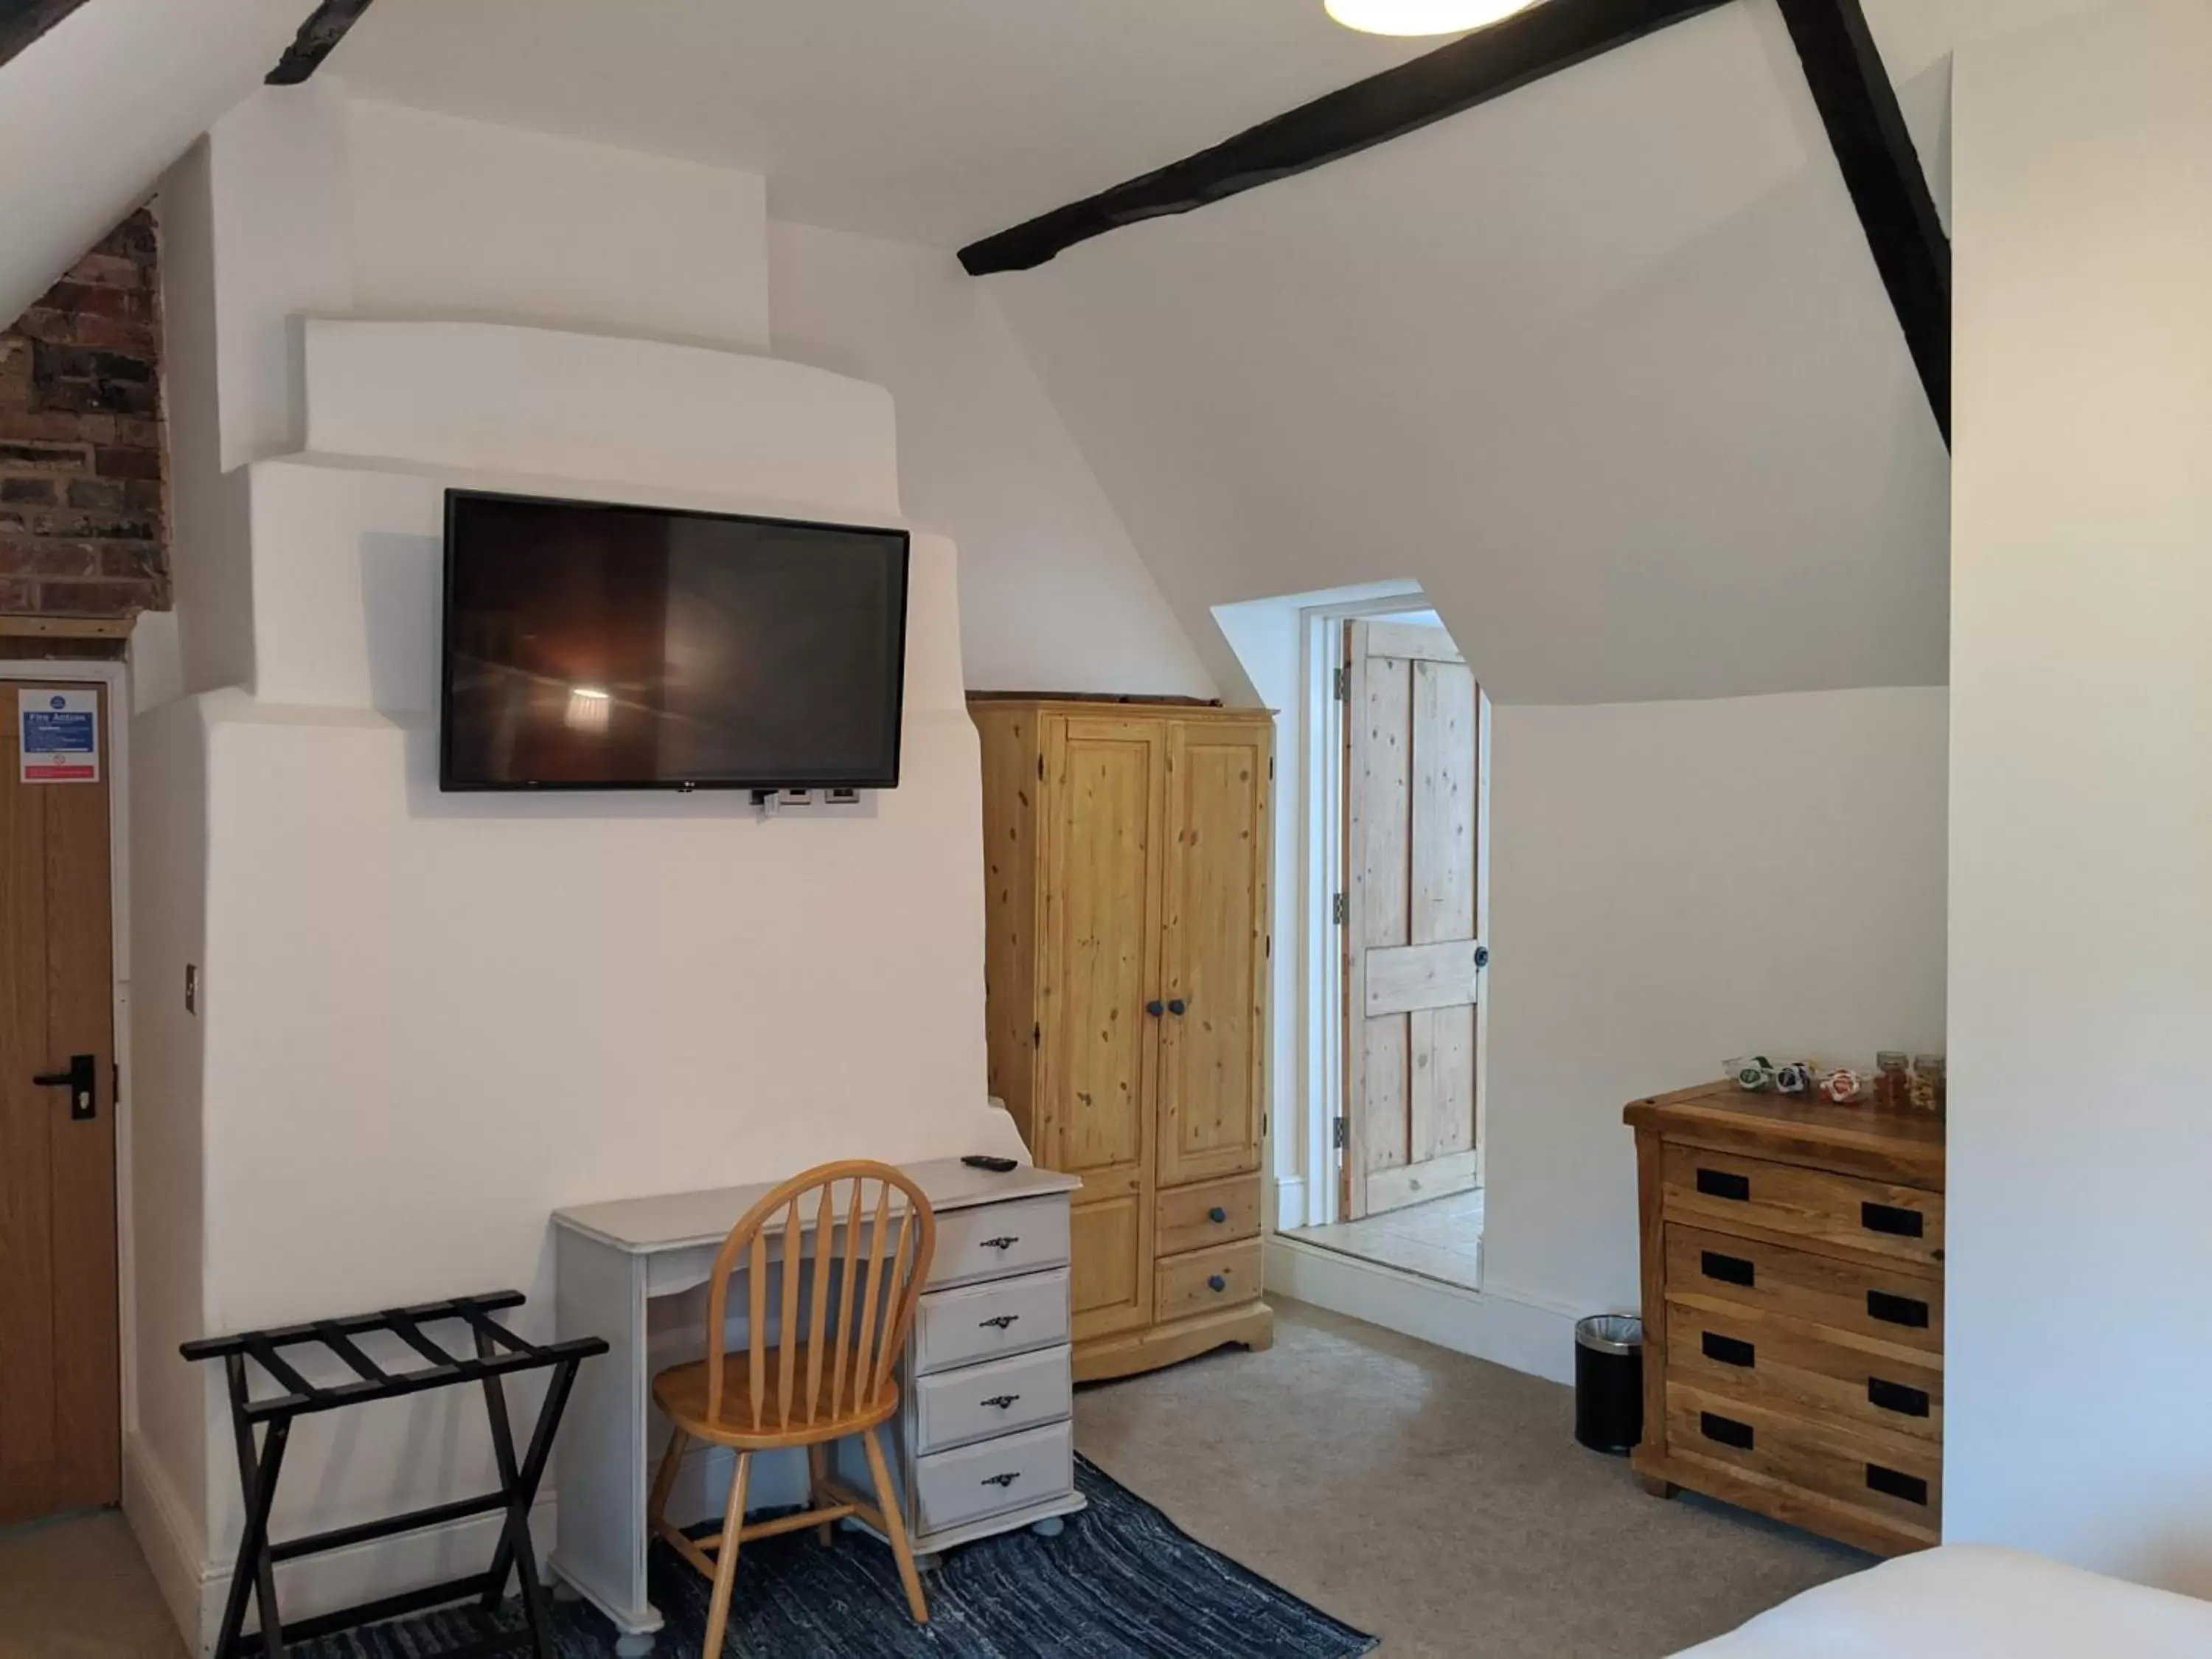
[
  {"x1": 0, "y1": 0, "x2": 307, "y2": 325},
  {"x1": 990, "y1": 1, "x2": 1953, "y2": 703}
]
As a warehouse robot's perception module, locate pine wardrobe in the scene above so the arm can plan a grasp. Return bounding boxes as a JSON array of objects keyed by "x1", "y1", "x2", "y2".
[{"x1": 970, "y1": 698, "x2": 1275, "y2": 1381}]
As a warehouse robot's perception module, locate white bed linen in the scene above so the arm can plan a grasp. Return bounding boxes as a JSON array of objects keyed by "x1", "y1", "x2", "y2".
[{"x1": 1678, "y1": 1545, "x2": 2212, "y2": 1657}]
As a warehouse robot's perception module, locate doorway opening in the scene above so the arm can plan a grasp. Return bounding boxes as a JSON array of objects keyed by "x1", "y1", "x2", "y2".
[
  {"x1": 1291, "y1": 602, "x2": 1489, "y2": 1290},
  {"x1": 1211, "y1": 586, "x2": 1489, "y2": 1298}
]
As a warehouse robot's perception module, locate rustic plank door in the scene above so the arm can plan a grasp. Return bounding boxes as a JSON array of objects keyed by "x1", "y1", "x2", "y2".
[
  {"x1": 1041, "y1": 714, "x2": 1166, "y2": 1343},
  {"x1": 0, "y1": 681, "x2": 119, "y2": 1524},
  {"x1": 1343, "y1": 623, "x2": 1488, "y2": 1220},
  {"x1": 1157, "y1": 717, "x2": 1270, "y2": 1190}
]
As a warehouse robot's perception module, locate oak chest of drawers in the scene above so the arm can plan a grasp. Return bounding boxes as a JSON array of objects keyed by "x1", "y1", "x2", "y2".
[{"x1": 1626, "y1": 1082, "x2": 1945, "y2": 1556}]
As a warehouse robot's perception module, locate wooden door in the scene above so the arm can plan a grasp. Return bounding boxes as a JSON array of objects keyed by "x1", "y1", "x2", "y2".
[
  {"x1": 1040, "y1": 715, "x2": 1166, "y2": 1342},
  {"x1": 1157, "y1": 718, "x2": 1270, "y2": 1190},
  {"x1": 1343, "y1": 624, "x2": 1488, "y2": 1220},
  {"x1": 0, "y1": 681, "x2": 118, "y2": 1524}
]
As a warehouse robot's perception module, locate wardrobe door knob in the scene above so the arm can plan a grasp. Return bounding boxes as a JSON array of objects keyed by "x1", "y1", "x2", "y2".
[
  {"x1": 1168, "y1": 998, "x2": 1187, "y2": 1016},
  {"x1": 1146, "y1": 1001, "x2": 1165, "y2": 1017}
]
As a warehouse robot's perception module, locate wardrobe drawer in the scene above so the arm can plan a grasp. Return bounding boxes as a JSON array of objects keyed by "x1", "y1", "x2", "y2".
[
  {"x1": 914, "y1": 1419, "x2": 1074, "y2": 1536},
  {"x1": 928, "y1": 1196, "x2": 1071, "y2": 1288},
  {"x1": 1670, "y1": 1301, "x2": 1943, "y2": 1443},
  {"x1": 915, "y1": 1268, "x2": 1071, "y2": 1375},
  {"x1": 1155, "y1": 1238, "x2": 1262, "y2": 1323},
  {"x1": 1157, "y1": 1175, "x2": 1262, "y2": 1259},
  {"x1": 1666, "y1": 1225, "x2": 1941, "y2": 1353},
  {"x1": 1662, "y1": 1146, "x2": 1943, "y2": 1267},
  {"x1": 1666, "y1": 1382, "x2": 1940, "y2": 1543},
  {"x1": 914, "y1": 1345, "x2": 1073, "y2": 1455}
]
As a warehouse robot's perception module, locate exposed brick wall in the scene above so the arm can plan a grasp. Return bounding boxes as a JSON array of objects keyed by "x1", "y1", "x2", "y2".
[{"x1": 0, "y1": 206, "x2": 168, "y2": 622}]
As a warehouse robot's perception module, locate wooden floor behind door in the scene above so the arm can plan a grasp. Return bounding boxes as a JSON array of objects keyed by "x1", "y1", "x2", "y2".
[{"x1": 0, "y1": 682, "x2": 118, "y2": 1524}]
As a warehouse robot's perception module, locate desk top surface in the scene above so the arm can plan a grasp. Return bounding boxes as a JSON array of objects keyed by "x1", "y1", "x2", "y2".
[{"x1": 552, "y1": 1158, "x2": 1082, "y2": 1254}]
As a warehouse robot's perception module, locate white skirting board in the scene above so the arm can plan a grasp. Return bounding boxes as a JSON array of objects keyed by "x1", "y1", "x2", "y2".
[
  {"x1": 1271, "y1": 1175, "x2": 1308, "y2": 1233},
  {"x1": 125, "y1": 1433, "x2": 557, "y2": 1658},
  {"x1": 1263, "y1": 1236, "x2": 1580, "y2": 1386}
]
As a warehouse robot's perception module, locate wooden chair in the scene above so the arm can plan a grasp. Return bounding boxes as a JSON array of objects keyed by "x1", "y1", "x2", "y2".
[{"x1": 647, "y1": 1161, "x2": 936, "y2": 1657}]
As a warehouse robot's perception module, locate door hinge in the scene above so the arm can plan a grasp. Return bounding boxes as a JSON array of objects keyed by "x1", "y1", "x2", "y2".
[
  {"x1": 1332, "y1": 1116, "x2": 1349, "y2": 1151},
  {"x1": 1037, "y1": 753, "x2": 1045, "y2": 780},
  {"x1": 1333, "y1": 665, "x2": 1349, "y2": 701},
  {"x1": 1032, "y1": 1023, "x2": 1041, "y2": 1048},
  {"x1": 1332, "y1": 891, "x2": 1349, "y2": 926}
]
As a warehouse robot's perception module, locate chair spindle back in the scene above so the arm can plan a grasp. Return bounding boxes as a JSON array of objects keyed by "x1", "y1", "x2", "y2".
[{"x1": 702, "y1": 1161, "x2": 936, "y2": 1433}]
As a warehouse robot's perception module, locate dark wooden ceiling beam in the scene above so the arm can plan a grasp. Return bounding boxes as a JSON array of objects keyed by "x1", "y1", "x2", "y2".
[
  {"x1": 268, "y1": 0, "x2": 377, "y2": 85},
  {"x1": 0, "y1": 0, "x2": 94, "y2": 71},
  {"x1": 1773, "y1": 0, "x2": 1950, "y2": 445},
  {"x1": 959, "y1": 0, "x2": 1730, "y2": 276}
]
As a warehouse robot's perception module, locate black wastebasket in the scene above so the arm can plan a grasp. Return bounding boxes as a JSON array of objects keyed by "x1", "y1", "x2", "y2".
[{"x1": 1573, "y1": 1313, "x2": 1644, "y2": 1455}]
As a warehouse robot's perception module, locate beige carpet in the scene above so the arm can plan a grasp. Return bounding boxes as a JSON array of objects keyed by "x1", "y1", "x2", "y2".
[
  {"x1": 1075, "y1": 1298, "x2": 1873, "y2": 1658},
  {"x1": 0, "y1": 1510, "x2": 184, "y2": 1659},
  {"x1": 0, "y1": 1301, "x2": 1868, "y2": 1658}
]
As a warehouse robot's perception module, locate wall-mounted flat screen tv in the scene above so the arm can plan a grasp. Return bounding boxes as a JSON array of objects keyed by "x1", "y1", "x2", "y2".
[{"x1": 440, "y1": 490, "x2": 910, "y2": 792}]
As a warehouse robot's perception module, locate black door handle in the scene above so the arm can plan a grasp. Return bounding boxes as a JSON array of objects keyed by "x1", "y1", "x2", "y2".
[
  {"x1": 32, "y1": 1054, "x2": 96, "y2": 1121},
  {"x1": 1146, "y1": 1001, "x2": 1165, "y2": 1017},
  {"x1": 1168, "y1": 998, "x2": 1187, "y2": 1016}
]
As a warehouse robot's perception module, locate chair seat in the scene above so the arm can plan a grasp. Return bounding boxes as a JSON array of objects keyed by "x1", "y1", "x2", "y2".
[{"x1": 653, "y1": 1346, "x2": 899, "y2": 1447}]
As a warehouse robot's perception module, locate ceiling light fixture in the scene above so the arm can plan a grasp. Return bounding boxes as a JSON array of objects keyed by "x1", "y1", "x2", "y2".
[{"x1": 1325, "y1": 0, "x2": 1540, "y2": 36}]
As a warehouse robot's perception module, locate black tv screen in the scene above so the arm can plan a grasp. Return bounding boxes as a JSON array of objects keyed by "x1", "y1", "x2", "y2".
[{"x1": 439, "y1": 490, "x2": 910, "y2": 792}]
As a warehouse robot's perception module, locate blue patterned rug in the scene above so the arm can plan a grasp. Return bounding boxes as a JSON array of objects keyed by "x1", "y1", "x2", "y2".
[{"x1": 291, "y1": 1455, "x2": 1376, "y2": 1658}]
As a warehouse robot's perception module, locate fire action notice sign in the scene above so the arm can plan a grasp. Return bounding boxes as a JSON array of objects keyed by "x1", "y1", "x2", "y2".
[{"x1": 18, "y1": 688, "x2": 99, "y2": 783}]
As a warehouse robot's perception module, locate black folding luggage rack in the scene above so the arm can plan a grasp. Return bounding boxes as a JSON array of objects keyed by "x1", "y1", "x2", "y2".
[{"x1": 181, "y1": 1290, "x2": 608, "y2": 1659}]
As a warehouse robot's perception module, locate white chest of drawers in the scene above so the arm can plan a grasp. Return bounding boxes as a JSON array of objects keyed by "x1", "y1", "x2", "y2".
[
  {"x1": 552, "y1": 1157, "x2": 1084, "y2": 1653},
  {"x1": 835, "y1": 1172, "x2": 1087, "y2": 1559}
]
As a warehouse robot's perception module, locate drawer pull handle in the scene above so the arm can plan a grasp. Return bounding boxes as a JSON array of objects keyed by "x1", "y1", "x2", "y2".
[
  {"x1": 1696, "y1": 1168, "x2": 1750, "y2": 1202},
  {"x1": 1701, "y1": 1251, "x2": 1756, "y2": 1288},
  {"x1": 1865, "y1": 1463, "x2": 1930, "y2": 1506},
  {"x1": 980, "y1": 1472, "x2": 1023, "y2": 1490},
  {"x1": 1867, "y1": 1290, "x2": 1930, "y2": 1329},
  {"x1": 1208, "y1": 1206, "x2": 1228, "y2": 1223},
  {"x1": 980, "y1": 1394, "x2": 1021, "y2": 1411},
  {"x1": 978, "y1": 1236, "x2": 1020, "y2": 1251},
  {"x1": 1208, "y1": 1275, "x2": 1228, "y2": 1292},
  {"x1": 1868, "y1": 1377, "x2": 1931, "y2": 1418},
  {"x1": 978, "y1": 1314, "x2": 1020, "y2": 1331},
  {"x1": 1699, "y1": 1412, "x2": 1755, "y2": 1450},
  {"x1": 1861, "y1": 1202, "x2": 1925, "y2": 1239},
  {"x1": 1701, "y1": 1332, "x2": 1756, "y2": 1368}
]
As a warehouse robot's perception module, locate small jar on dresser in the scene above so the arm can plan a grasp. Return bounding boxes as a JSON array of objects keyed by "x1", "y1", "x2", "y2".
[{"x1": 1624, "y1": 1081, "x2": 1945, "y2": 1556}]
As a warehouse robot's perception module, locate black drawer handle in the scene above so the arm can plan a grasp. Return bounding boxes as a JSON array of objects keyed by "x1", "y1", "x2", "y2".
[
  {"x1": 1868, "y1": 1377, "x2": 1931, "y2": 1418},
  {"x1": 1700, "y1": 1412, "x2": 1755, "y2": 1450},
  {"x1": 1701, "y1": 1251, "x2": 1756, "y2": 1288},
  {"x1": 1696, "y1": 1168, "x2": 1751, "y2": 1202},
  {"x1": 980, "y1": 1394, "x2": 1021, "y2": 1411},
  {"x1": 1861, "y1": 1202, "x2": 1925, "y2": 1239},
  {"x1": 979, "y1": 1315, "x2": 1020, "y2": 1331},
  {"x1": 1867, "y1": 1290, "x2": 1930, "y2": 1329},
  {"x1": 1207, "y1": 1275, "x2": 1228, "y2": 1292},
  {"x1": 978, "y1": 1236, "x2": 1020, "y2": 1251},
  {"x1": 1865, "y1": 1463, "x2": 1930, "y2": 1506},
  {"x1": 1208, "y1": 1206, "x2": 1228, "y2": 1223},
  {"x1": 980, "y1": 1472, "x2": 1023, "y2": 1489},
  {"x1": 1701, "y1": 1332, "x2": 1756, "y2": 1368}
]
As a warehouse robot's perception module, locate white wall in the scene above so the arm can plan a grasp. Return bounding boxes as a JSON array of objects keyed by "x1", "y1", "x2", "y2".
[
  {"x1": 1482, "y1": 689, "x2": 1950, "y2": 1319},
  {"x1": 769, "y1": 221, "x2": 1213, "y2": 698},
  {"x1": 1946, "y1": 0, "x2": 2212, "y2": 1590},
  {"x1": 123, "y1": 693, "x2": 215, "y2": 1644},
  {"x1": 130, "y1": 94, "x2": 1041, "y2": 1646},
  {"x1": 347, "y1": 98, "x2": 769, "y2": 352}
]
